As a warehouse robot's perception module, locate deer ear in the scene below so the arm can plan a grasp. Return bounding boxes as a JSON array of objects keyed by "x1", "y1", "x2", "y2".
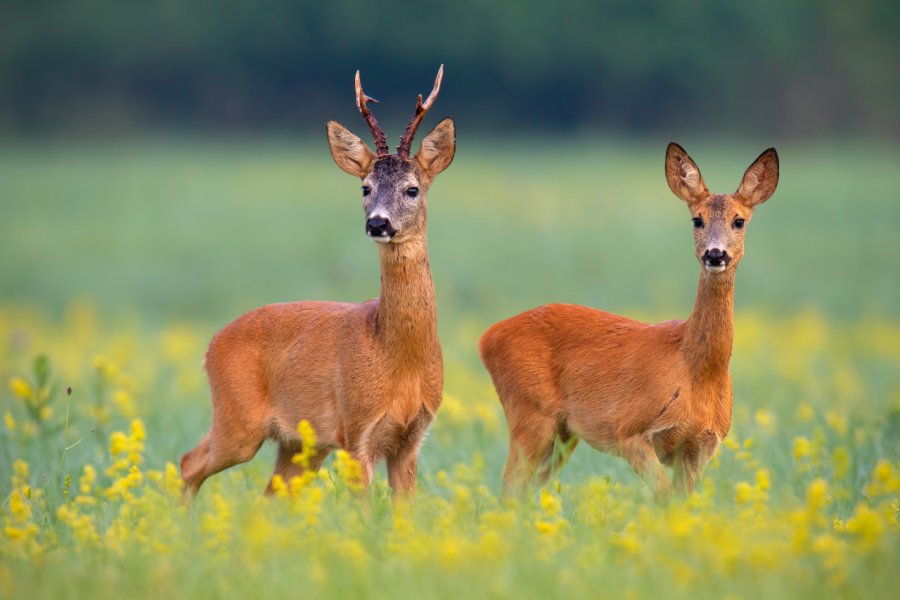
[
  {"x1": 737, "y1": 148, "x2": 779, "y2": 207},
  {"x1": 326, "y1": 120, "x2": 375, "y2": 178},
  {"x1": 415, "y1": 118, "x2": 455, "y2": 179},
  {"x1": 665, "y1": 143, "x2": 709, "y2": 205}
]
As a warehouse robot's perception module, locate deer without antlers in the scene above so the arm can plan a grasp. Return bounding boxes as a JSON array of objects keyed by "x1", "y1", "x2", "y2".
[
  {"x1": 479, "y1": 144, "x2": 779, "y2": 500},
  {"x1": 180, "y1": 66, "x2": 455, "y2": 499}
]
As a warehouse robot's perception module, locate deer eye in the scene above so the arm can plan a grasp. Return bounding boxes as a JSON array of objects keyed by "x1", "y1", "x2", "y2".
[
  {"x1": 733, "y1": 218, "x2": 746, "y2": 230},
  {"x1": 406, "y1": 187, "x2": 419, "y2": 198},
  {"x1": 692, "y1": 217, "x2": 704, "y2": 229},
  {"x1": 362, "y1": 185, "x2": 371, "y2": 196}
]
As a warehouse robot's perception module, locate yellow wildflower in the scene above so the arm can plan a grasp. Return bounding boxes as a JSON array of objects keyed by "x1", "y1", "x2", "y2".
[
  {"x1": 845, "y1": 504, "x2": 885, "y2": 550},
  {"x1": 292, "y1": 419, "x2": 318, "y2": 469},
  {"x1": 269, "y1": 475, "x2": 288, "y2": 498},
  {"x1": 126, "y1": 464, "x2": 143, "y2": 488},
  {"x1": 873, "y1": 460, "x2": 899, "y2": 490},
  {"x1": 535, "y1": 519, "x2": 563, "y2": 536},
  {"x1": 163, "y1": 462, "x2": 183, "y2": 500},
  {"x1": 112, "y1": 390, "x2": 137, "y2": 417},
  {"x1": 806, "y1": 478, "x2": 830, "y2": 512},
  {"x1": 755, "y1": 469, "x2": 771, "y2": 492},
  {"x1": 610, "y1": 529, "x2": 641, "y2": 555},
  {"x1": 333, "y1": 450, "x2": 363, "y2": 491},
  {"x1": 130, "y1": 418, "x2": 146, "y2": 442},
  {"x1": 201, "y1": 493, "x2": 232, "y2": 552},
  {"x1": 8, "y1": 489, "x2": 32, "y2": 523},
  {"x1": 793, "y1": 436, "x2": 813, "y2": 461},
  {"x1": 12, "y1": 460, "x2": 29, "y2": 487},
  {"x1": 825, "y1": 411, "x2": 847, "y2": 436},
  {"x1": 79, "y1": 464, "x2": 97, "y2": 494},
  {"x1": 734, "y1": 481, "x2": 755, "y2": 505},
  {"x1": 109, "y1": 431, "x2": 128, "y2": 457},
  {"x1": 539, "y1": 487, "x2": 562, "y2": 518},
  {"x1": 8, "y1": 377, "x2": 32, "y2": 401},
  {"x1": 795, "y1": 402, "x2": 815, "y2": 423},
  {"x1": 754, "y1": 409, "x2": 775, "y2": 433}
]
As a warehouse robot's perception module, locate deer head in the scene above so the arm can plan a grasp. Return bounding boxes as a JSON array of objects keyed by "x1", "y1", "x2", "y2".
[
  {"x1": 665, "y1": 143, "x2": 779, "y2": 274},
  {"x1": 326, "y1": 66, "x2": 455, "y2": 244}
]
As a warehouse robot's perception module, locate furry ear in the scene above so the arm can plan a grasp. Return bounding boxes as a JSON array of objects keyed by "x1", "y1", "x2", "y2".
[
  {"x1": 665, "y1": 143, "x2": 709, "y2": 205},
  {"x1": 326, "y1": 120, "x2": 375, "y2": 178},
  {"x1": 737, "y1": 148, "x2": 779, "y2": 207},
  {"x1": 415, "y1": 118, "x2": 455, "y2": 179}
]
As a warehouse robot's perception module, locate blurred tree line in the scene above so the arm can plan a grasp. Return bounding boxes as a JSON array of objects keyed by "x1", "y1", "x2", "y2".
[{"x1": 1, "y1": 0, "x2": 897, "y2": 136}]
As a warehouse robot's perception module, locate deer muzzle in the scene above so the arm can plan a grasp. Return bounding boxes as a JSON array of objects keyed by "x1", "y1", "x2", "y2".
[
  {"x1": 366, "y1": 216, "x2": 397, "y2": 242},
  {"x1": 702, "y1": 248, "x2": 731, "y2": 273}
]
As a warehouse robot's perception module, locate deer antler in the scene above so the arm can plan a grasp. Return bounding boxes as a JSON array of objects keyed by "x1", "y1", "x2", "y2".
[
  {"x1": 396, "y1": 64, "x2": 444, "y2": 158},
  {"x1": 355, "y1": 70, "x2": 390, "y2": 157}
]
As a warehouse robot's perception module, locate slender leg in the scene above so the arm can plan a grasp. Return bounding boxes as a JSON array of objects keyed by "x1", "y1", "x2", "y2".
[
  {"x1": 502, "y1": 415, "x2": 558, "y2": 497},
  {"x1": 387, "y1": 410, "x2": 435, "y2": 497},
  {"x1": 181, "y1": 420, "x2": 265, "y2": 501},
  {"x1": 181, "y1": 360, "x2": 270, "y2": 502},
  {"x1": 180, "y1": 434, "x2": 211, "y2": 501},
  {"x1": 387, "y1": 445, "x2": 420, "y2": 497},
  {"x1": 672, "y1": 446, "x2": 691, "y2": 496},
  {"x1": 618, "y1": 434, "x2": 671, "y2": 503},
  {"x1": 674, "y1": 430, "x2": 721, "y2": 496},
  {"x1": 533, "y1": 428, "x2": 579, "y2": 488}
]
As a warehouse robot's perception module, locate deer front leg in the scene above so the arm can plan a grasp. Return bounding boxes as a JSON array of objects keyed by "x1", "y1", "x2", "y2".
[
  {"x1": 387, "y1": 445, "x2": 419, "y2": 497},
  {"x1": 386, "y1": 411, "x2": 432, "y2": 497},
  {"x1": 619, "y1": 434, "x2": 671, "y2": 503},
  {"x1": 674, "y1": 430, "x2": 721, "y2": 496}
]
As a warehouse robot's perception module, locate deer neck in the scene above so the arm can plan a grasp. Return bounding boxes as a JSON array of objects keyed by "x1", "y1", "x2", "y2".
[
  {"x1": 376, "y1": 235, "x2": 438, "y2": 368},
  {"x1": 682, "y1": 268, "x2": 735, "y2": 379}
]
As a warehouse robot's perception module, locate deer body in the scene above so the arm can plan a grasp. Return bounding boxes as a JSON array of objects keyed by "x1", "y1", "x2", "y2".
[
  {"x1": 181, "y1": 67, "x2": 455, "y2": 498},
  {"x1": 480, "y1": 144, "x2": 778, "y2": 499}
]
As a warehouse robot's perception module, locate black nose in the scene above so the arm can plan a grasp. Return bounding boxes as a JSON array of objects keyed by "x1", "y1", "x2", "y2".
[
  {"x1": 366, "y1": 217, "x2": 396, "y2": 238},
  {"x1": 703, "y1": 248, "x2": 731, "y2": 267}
]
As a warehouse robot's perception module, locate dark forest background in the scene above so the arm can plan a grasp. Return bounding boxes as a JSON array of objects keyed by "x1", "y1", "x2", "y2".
[{"x1": 2, "y1": 0, "x2": 897, "y2": 137}]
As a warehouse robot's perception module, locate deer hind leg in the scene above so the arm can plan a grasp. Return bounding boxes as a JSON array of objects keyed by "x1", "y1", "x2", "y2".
[
  {"x1": 533, "y1": 422, "x2": 579, "y2": 488},
  {"x1": 265, "y1": 443, "x2": 331, "y2": 495},
  {"x1": 180, "y1": 393, "x2": 268, "y2": 501},
  {"x1": 502, "y1": 413, "x2": 561, "y2": 497},
  {"x1": 618, "y1": 434, "x2": 671, "y2": 503},
  {"x1": 674, "y1": 430, "x2": 721, "y2": 496},
  {"x1": 180, "y1": 434, "x2": 210, "y2": 501},
  {"x1": 387, "y1": 443, "x2": 420, "y2": 498}
]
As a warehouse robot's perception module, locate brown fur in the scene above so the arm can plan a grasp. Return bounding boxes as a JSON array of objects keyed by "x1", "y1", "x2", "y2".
[
  {"x1": 180, "y1": 111, "x2": 456, "y2": 500},
  {"x1": 479, "y1": 144, "x2": 779, "y2": 500}
]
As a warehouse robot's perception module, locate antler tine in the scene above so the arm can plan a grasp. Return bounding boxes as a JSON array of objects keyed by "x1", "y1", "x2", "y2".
[
  {"x1": 355, "y1": 70, "x2": 390, "y2": 157},
  {"x1": 396, "y1": 64, "x2": 444, "y2": 158}
]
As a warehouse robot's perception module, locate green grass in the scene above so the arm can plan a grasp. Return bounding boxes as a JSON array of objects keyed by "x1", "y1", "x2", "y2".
[
  {"x1": 0, "y1": 137, "x2": 898, "y2": 599},
  {"x1": 2, "y1": 137, "x2": 898, "y2": 331}
]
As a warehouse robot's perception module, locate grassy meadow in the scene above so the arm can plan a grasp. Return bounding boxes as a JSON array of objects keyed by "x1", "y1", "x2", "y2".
[{"x1": 1, "y1": 138, "x2": 899, "y2": 598}]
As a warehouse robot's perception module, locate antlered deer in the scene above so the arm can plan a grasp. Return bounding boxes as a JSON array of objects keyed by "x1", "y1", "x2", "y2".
[
  {"x1": 479, "y1": 144, "x2": 779, "y2": 500},
  {"x1": 181, "y1": 66, "x2": 455, "y2": 498}
]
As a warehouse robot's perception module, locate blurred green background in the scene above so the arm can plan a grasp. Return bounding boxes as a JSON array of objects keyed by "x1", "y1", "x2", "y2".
[
  {"x1": 2, "y1": 0, "x2": 898, "y2": 136},
  {"x1": 1, "y1": 0, "x2": 898, "y2": 347}
]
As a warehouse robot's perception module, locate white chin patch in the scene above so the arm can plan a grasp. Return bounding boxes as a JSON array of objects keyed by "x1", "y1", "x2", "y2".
[
  {"x1": 370, "y1": 235, "x2": 393, "y2": 244},
  {"x1": 704, "y1": 264, "x2": 727, "y2": 273}
]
